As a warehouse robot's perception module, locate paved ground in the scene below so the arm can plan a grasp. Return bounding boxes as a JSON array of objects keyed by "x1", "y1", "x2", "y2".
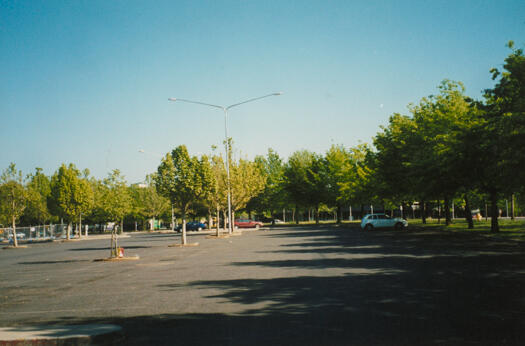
[{"x1": 1, "y1": 225, "x2": 525, "y2": 345}]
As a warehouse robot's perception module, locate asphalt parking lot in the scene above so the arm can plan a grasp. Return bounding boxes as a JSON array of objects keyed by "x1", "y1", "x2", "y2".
[{"x1": 1, "y1": 225, "x2": 525, "y2": 345}]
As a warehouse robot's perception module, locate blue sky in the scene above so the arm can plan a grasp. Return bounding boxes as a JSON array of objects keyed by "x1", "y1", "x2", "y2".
[{"x1": 2, "y1": 0, "x2": 524, "y2": 183}]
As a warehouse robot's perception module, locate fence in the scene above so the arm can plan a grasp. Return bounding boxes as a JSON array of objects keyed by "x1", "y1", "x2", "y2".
[
  {"x1": 0, "y1": 224, "x2": 68, "y2": 242},
  {"x1": 0, "y1": 223, "x2": 128, "y2": 243}
]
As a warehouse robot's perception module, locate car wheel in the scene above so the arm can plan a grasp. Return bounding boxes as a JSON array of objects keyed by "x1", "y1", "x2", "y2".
[
  {"x1": 365, "y1": 224, "x2": 374, "y2": 231},
  {"x1": 395, "y1": 222, "x2": 404, "y2": 231},
  {"x1": 198, "y1": 227, "x2": 202, "y2": 231}
]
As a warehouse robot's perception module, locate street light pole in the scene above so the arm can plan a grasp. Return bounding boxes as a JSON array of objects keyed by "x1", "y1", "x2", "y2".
[{"x1": 168, "y1": 92, "x2": 282, "y2": 234}]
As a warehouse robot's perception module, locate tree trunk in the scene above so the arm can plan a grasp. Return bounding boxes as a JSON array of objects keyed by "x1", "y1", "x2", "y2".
[
  {"x1": 67, "y1": 223, "x2": 71, "y2": 240},
  {"x1": 208, "y1": 210, "x2": 212, "y2": 230},
  {"x1": 79, "y1": 213, "x2": 82, "y2": 238},
  {"x1": 223, "y1": 210, "x2": 228, "y2": 231},
  {"x1": 336, "y1": 205, "x2": 342, "y2": 224},
  {"x1": 110, "y1": 226, "x2": 118, "y2": 258},
  {"x1": 110, "y1": 230, "x2": 114, "y2": 258},
  {"x1": 360, "y1": 204, "x2": 364, "y2": 220},
  {"x1": 232, "y1": 210, "x2": 236, "y2": 231},
  {"x1": 295, "y1": 205, "x2": 299, "y2": 225},
  {"x1": 216, "y1": 206, "x2": 220, "y2": 237},
  {"x1": 181, "y1": 210, "x2": 187, "y2": 245},
  {"x1": 464, "y1": 193, "x2": 474, "y2": 229},
  {"x1": 11, "y1": 215, "x2": 18, "y2": 247},
  {"x1": 444, "y1": 196, "x2": 451, "y2": 226},
  {"x1": 511, "y1": 194, "x2": 515, "y2": 221},
  {"x1": 420, "y1": 200, "x2": 426, "y2": 224},
  {"x1": 490, "y1": 190, "x2": 499, "y2": 233},
  {"x1": 437, "y1": 201, "x2": 441, "y2": 224},
  {"x1": 315, "y1": 206, "x2": 319, "y2": 224}
]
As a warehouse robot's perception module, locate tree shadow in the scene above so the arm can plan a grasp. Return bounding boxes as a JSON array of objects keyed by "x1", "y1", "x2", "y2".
[
  {"x1": 18, "y1": 259, "x2": 93, "y2": 265},
  {"x1": 13, "y1": 225, "x2": 525, "y2": 345},
  {"x1": 69, "y1": 246, "x2": 151, "y2": 252},
  {"x1": 152, "y1": 226, "x2": 525, "y2": 345}
]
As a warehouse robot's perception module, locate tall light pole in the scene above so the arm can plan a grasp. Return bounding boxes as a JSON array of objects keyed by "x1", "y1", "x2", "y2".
[{"x1": 168, "y1": 92, "x2": 282, "y2": 234}]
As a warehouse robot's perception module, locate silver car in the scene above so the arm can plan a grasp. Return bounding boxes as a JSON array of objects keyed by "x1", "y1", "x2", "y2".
[{"x1": 361, "y1": 213, "x2": 408, "y2": 231}]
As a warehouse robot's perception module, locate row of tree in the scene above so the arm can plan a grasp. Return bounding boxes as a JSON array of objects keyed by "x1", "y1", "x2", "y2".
[
  {"x1": 154, "y1": 43, "x2": 524, "y2": 234},
  {"x1": 370, "y1": 42, "x2": 525, "y2": 232},
  {"x1": 0, "y1": 163, "x2": 172, "y2": 247},
  {"x1": 1, "y1": 42, "x2": 523, "y2": 244}
]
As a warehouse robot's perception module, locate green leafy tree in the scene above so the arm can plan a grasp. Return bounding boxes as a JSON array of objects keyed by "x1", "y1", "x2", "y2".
[
  {"x1": 371, "y1": 114, "x2": 419, "y2": 210},
  {"x1": 130, "y1": 174, "x2": 169, "y2": 231},
  {"x1": 339, "y1": 144, "x2": 376, "y2": 219},
  {"x1": 229, "y1": 157, "x2": 266, "y2": 225},
  {"x1": 0, "y1": 163, "x2": 28, "y2": 247},
  {"x1": 101, "y1": 169, "x2": 131, "y2": 257},
  {"x1": 208, "y1": 153, "x2": 228, "y2": 234},
  {"x1": 323, "y1": 145, "x2": 354, "y2": 223},
  {"x1": 283, "y1": 150, "x2": 325, "y2": 224},
  {"x1": 86, "y1": 178, "x2": 108, "y2": 227},
  {"x1": 371, "y1": 81, "x2": 475, "y2": 224},
  {"x1": 196, "y1": 154, "x2": 216, "y2": 231},
  {"x1": 23, "y1": 167, "x2": 53, "y2": 225},
  {"x1": 155, "y1": 145, "x2": 213, "y2": 244},
  {"x1": 478, "y1": 41, "x2": 525, "y2": 232},
  {"x1": 248, "y1": 149, "x2": 287, "y2": 219},
  {"x1": 49, "y1": 164, "x2": 94, "y2": 240},
  {"x1": 410, "y1": 80, "x2": 473, "y2": 225}
]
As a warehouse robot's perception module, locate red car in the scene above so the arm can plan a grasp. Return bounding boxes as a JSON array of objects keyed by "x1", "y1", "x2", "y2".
[{"x1": 234, "y1": 219, "x2": 263, "y2": 229}]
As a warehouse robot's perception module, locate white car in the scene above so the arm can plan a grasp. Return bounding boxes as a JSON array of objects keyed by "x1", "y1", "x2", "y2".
[{"x1": 361, "y1": 214, "x2": 408, "y2": 231}]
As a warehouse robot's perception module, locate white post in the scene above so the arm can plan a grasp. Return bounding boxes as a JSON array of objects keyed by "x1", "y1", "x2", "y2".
[{"x1": 349, "y1": 206, "x2": 352, "y2": 221}]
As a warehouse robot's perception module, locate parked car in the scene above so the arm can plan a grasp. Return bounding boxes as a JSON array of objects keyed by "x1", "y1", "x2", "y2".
[
  {"x1": 234, "y1": 219, "x2": 264, "y2": 229},
  {"x1": 8, "y1": 232, "x2": 26, "y2": 240},
  {"x1": 260, "y1": 217, "x2": 284, "y2": 225},
  {"x1": 176, "y1": 221, "x2": 206, "y2": 232},
  {"x1": 361, "y1": 214, "x2": 408, "y2": 231}
]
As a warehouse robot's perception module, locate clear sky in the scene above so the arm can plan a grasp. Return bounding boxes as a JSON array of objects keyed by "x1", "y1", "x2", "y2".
[{"x1": 2, "y1": 0, "x2": 524, "y2": 183}]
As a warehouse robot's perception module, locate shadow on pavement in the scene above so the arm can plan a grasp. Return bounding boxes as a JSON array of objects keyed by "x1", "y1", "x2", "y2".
[
  {"x1": 35, "y1": 226, "x2": 525, "y2": 345},
  {"x1": 18, "y1": 259, "x2": 93, "y2": 265},
  {"x1": 68, "y1": 246, "x2": 151, "y2": 252}
]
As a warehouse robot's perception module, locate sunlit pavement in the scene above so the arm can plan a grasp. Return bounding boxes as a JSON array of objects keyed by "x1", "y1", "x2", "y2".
[{"x1": 1, "y1": 226, "x2": 525, "y2": 345}]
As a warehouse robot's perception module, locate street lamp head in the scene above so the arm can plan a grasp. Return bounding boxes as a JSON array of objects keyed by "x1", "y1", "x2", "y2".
[
  {"x1": 168, "y1": 98, "x2": 177, "y2": 102},
  {"x1": 138, "y1": 149, "x2": 145, "y2": 153},
  {"x1": 273, "y1": 92, "x2": 283, "y2": 96}
]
